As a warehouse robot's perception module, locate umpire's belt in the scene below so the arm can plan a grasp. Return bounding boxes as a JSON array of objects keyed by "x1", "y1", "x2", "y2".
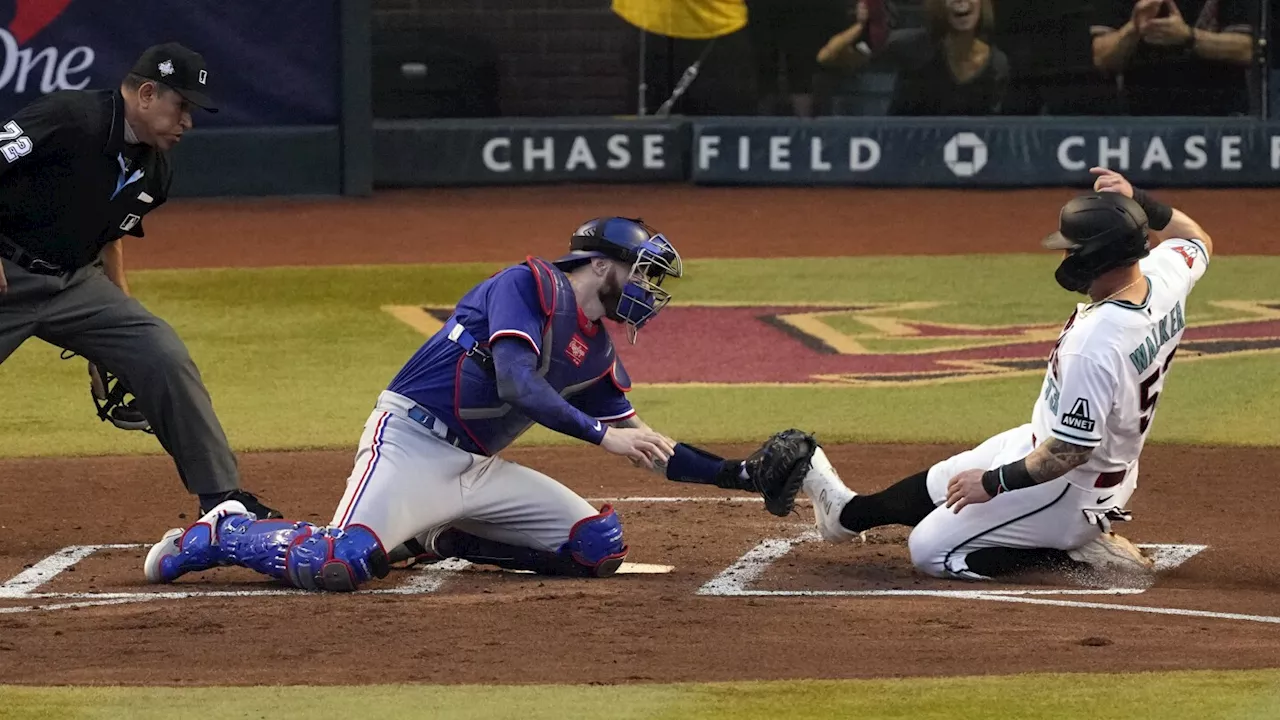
[
  {"x1": 0, "y1": 239, "x2": 70, "y2": 277},
  {"x1": 406, "y1": 405, "x2": 464, "y2": 449}
]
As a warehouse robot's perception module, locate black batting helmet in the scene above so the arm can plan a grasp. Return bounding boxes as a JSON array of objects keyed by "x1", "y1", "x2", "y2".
[{"x1": 1042, "y1": 193, "x2": 1150, "y2": 293}]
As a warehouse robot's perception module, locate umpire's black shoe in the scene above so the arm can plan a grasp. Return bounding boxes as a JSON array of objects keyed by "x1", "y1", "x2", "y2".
[{"x1": 199, "y1": 490, "x2": 283, "y2": 519}]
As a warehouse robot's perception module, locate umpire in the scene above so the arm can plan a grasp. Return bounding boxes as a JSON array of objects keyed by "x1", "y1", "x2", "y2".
[{"x1": 0, "y1": 43, "x2": 281, "y2": 520}]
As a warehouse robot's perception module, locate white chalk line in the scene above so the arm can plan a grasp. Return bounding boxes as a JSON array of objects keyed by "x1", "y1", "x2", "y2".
[
  {"x1": 0, "y1": 596, "x2": 167, "y2": 615},
  {"x1": 0, "y1": 544, "x2": 138, "y2": 599},
  {"x1": 587, "y1": 496, "x2": 777, "y2": 504},
  {"x1": 695, "y1": 532, "x2": 1280, "y2": 625},
  {"x1": 0, "y1": 502, "x2": 1252, "y2": 625},
  {"x1": 713, "y1": 588, "x2": 1148, "y2": 598},
  {"x1": 0, "y1": 496, "x2": 772, "y2": 611},
  {"x1": 963, "y1": 594, "x2": 1280, "y2": 625}
]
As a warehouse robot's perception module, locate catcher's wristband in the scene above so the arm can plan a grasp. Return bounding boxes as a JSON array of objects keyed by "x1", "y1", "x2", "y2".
[
  {"x1": 1130, "y1": 188, "x2": 1173, "y2": 231},
  {"x1": 665, "y1": 443, "x2": 729, "y2": 486},
  {"x1": 980, "y1": 459, "x2": 1035, "y2": 496}
]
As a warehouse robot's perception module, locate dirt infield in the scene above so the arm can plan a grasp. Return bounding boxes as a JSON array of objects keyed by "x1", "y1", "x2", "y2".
[
  {"x1": 2, "y1": 186, "x2": 1277, "y2": 686},
  {"x1": 1, "y1": 443, "x2": 1279, "y2": 686}
]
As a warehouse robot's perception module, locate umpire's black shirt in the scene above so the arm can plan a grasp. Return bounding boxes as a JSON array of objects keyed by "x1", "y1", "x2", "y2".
[{"x1": 0, "y1": 89, "x2": 171, "y2": 271}]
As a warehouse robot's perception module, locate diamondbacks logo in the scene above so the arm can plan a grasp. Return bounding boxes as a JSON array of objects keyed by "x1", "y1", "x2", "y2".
[
  {"x1": 1173, "y1": 245, "x2": 1199, "y2": 268},
  {"x1": 565, "y1": 335, "x2": 589, "y2": 367},
  {"x1": 1060, "y1": 398, "x2": 1095, "y2": 433}
]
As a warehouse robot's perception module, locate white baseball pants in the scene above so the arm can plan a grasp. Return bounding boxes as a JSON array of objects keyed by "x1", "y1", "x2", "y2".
[
  {"x1": 908, "y1": 424, "x2": 1136, "y2": 579},
  {"x1": 328, "y1": 391, "x2": 601, "y2": 554}
]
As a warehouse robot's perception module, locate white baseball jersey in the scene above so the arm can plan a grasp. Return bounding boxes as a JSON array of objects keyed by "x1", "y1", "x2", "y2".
[{"x1": 1031, "y1": 238, "x2": 1210, "y2": 492}]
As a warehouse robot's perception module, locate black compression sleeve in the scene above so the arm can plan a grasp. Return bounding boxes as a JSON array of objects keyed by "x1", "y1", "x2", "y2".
[
  {"x1": 1131, "y1": 188, "x2": 1173, "y2": 231},
  {"x1": 980, "y1": 459, "x2": 1036, "y2": 496}
]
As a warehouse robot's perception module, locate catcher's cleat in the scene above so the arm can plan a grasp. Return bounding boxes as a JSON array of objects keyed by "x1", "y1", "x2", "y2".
[
  {"x1": 199, "y1": 490, "x2": 282, "y2": 520},
  {"x1": 387, "y1": 531, "x2": 445, "y2": 569},
  {"x1": 1068, "y1": 532, "x2": 1154, "y2": 574},
  {"x1": 145, "y1": 500, "x2": 250, "y2": 583},
  {"x1": 802, "y1": 447, "x2": 858, "y2": 543}
]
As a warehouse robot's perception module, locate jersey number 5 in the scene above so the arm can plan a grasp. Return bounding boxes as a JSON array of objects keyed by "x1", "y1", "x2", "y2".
[
  {"x1": 0, "y1": 121, "x2": 33, "y2": 163},
  {"x1": 1138, "y1": 348, "x2": 1178, "y2": 433}
]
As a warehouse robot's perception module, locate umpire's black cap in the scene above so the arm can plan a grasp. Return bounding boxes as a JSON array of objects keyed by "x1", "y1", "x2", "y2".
[{"x1": 130, "y1": 43, "x2": 218, "y2": 113}]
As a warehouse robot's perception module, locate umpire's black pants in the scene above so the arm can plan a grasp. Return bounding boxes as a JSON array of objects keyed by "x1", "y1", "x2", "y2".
[{"x1": 0, "y1": 257, "x2": 239, "y2": 495}]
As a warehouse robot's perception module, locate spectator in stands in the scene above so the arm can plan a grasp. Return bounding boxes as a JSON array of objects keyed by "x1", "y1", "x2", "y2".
[
  {"x1": 817, "y1": 0, "x2": 1009, "y2": 115},
  {"x1": 1091, "y1": 0, "x2": 1258, "y2": 116},
  {"x1": 882, "y1": 0, "x2": 926, "y2": 31},
  {"x1": 748, "y1": 0, "x2": 849, "y2": 116}
]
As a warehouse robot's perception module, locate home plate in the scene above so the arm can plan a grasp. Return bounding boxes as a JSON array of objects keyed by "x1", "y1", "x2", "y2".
[
  {"x1": 497, "y1": 562, "x2": 673, "y2": 575},
  {"x1": 616, "y1": 563, "x2": 674, "y2": 574}
]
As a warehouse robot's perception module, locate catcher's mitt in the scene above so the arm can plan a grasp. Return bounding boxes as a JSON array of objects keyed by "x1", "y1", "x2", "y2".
[
  {"x1": 745, "y1": 428, "x2": 818, "y2": 517},
  {"x1": 88, "y1": 362, "x2": 152, "y2": 433}
]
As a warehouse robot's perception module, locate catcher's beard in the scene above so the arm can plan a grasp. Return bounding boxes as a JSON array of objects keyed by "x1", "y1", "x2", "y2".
[{"x1": 600, "y1": 269, "x2": 626, "y2": 323}]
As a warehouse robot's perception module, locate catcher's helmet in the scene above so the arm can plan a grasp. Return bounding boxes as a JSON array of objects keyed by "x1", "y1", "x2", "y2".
[
  {"x1": 1042, "y1": 193, "x2": 1150, "y2": 293},
  {"x1": 553, "y1": 217, "x2": 683, "y2": 340}
]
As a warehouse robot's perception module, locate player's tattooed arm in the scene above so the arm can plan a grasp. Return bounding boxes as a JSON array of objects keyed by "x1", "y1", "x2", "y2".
[
  {"x1": 1024, "y1": 437, "x2": 1094, "y2": 484},
  {"x1": 954, "y1": 438, "x2": 1095, "y2": 511}
]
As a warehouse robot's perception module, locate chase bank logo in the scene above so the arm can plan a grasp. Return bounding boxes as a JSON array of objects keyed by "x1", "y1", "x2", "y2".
[{"x1": 944, "y1": 132, "x2": 988, "y2": 178}]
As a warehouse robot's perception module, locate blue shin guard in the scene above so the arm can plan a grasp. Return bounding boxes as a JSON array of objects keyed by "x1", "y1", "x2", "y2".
[
  {"x1": 145, "y1": 503, "x2": 311, "y2": 584},
  {"x1": 218, "y1": 516, "x2": 314, "y2": 580},
  {"x1": 145, "y1": 503, "x2": 388, "y2": 592},
  {"x1": 284, "y1": 524, "x2": 390, "y2": 592}
]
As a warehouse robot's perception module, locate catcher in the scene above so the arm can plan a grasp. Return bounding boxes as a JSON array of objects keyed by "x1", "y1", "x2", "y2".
[{"x1": 742, "y1": 171, "x2": 1212, "y2": 583}]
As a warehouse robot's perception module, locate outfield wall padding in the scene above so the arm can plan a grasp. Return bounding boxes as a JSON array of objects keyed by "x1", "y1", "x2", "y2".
[{"x1": 371, "y1": 117, "x2": 1280, "y2": 189}]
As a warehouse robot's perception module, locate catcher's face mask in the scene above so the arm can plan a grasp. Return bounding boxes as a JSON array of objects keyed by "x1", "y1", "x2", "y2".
[{"x1": 609, "y1": 235, "x2": 683, "y2": 344}]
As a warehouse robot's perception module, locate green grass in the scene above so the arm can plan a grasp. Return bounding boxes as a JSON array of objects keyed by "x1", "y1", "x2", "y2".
[
  {"x1": 3, "y1": 670, "x2": 1279, "y2": 719},
  {"x1": 2, "y1": 255, "x2": 1277, "y2": 457}
]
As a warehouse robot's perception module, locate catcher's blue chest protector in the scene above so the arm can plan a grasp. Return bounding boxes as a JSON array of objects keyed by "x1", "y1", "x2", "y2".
[{"x1": 448, "y1": 257, "x2": 630, "y2": 454}]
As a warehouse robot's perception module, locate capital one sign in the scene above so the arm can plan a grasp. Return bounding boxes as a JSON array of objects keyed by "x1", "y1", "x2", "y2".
[
  {"x1": 0, "y1": 28, "x2": 95, "y2": 95},
  {"x1": 1, "y1": 0, "x2": 95, "y2": 97}
]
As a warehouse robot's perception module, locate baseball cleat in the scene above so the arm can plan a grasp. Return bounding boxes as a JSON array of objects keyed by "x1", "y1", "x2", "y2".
[
  {"x1": 199, "y1": 489, "x2": 282, "y2": 520},
  {"x1": 802, "y1": 447, "x2": 858, "y2": 543},
  {"x1": 1068, "y1": 532, "x2": 1154, "y2": 575},
  {"x1": 386, "y1": 527, "x2": 447, "y2": 569},
  {"x1": 144, "y1": 500, "x2": 251, "y2": 583}
]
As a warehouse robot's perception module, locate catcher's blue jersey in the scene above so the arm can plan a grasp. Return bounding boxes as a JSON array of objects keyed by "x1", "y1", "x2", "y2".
[{"x1": 387, "y1": 257, "x2": 634, "y2": 455}]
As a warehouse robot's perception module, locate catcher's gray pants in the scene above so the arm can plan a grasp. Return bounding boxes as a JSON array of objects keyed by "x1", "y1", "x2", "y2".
[{"x1": 0, "y1": 257, "x2": 239, "y2": 494}]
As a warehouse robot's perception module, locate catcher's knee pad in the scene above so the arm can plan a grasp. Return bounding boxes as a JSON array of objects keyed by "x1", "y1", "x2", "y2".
[
  {"x1": 560, "y1": 505, "x2": 628, "y2": 578},
  {"x1": 285, "y1": 525, "x2": 390, "y2": 592}
]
